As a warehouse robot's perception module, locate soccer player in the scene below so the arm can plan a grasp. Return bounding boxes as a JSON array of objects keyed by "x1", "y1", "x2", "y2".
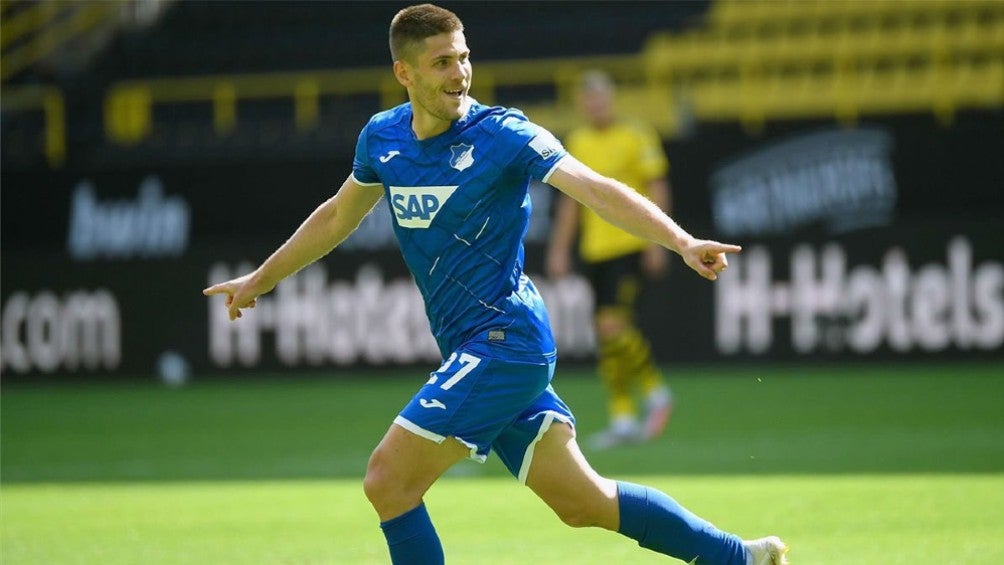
[
  {"x1": 204, "y1": 5, "x2": 788, "y2": 564},
  {"x1": 547, "y1": 69, "x2": 674, "y2": 450}
]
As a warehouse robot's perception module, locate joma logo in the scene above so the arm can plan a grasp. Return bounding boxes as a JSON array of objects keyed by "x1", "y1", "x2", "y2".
[{"x1": 389, "y1": 185, "x2": 458, "y2": 228}]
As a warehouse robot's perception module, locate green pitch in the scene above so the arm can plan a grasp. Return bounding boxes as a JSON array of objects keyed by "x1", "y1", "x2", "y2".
[{"x1": 3, "y1": 363, "x2": 1004, "y2": 564}]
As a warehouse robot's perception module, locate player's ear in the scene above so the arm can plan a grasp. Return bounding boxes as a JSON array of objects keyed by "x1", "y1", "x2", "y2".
[{"x1": 393, "y1": 60, "x2": 412, "y2": 88}]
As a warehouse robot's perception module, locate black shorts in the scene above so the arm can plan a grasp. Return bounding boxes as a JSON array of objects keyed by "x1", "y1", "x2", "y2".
[{"x1": 584, "y1": 252, "x2": 644, "y2": 310}]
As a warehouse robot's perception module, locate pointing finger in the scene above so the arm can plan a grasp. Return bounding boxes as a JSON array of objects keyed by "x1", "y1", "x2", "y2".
[
  {"x1": 203, "y1": 283, "x2": 227, "y2": 296},
  {"x1": 205, "y1": 282, "x2": 240, "y2": 297},
  {"x1": 712, "y1": 243, "x2": 743, "y2": 254}
]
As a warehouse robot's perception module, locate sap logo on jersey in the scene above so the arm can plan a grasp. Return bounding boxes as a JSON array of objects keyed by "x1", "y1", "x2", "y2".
[{"x1": 389, "y1": 185, "x2": 459, "y2": 228}]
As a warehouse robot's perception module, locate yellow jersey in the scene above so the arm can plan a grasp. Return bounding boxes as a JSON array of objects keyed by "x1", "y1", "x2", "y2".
[{"x1": 565, "y1": 120, "x2": 669, "y2": 263}]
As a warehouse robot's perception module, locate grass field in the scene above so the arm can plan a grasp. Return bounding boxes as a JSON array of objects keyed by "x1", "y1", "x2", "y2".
[{"x1": 3, "y1": 362, "x2": 1004, "y2": 564}]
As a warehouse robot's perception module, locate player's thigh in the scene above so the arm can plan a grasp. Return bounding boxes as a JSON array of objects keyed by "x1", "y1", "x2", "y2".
[
  {"x1": 524, "y1": 421, "x2": 619, "y2": 529},
  {"x1": 364, "y1": 423, "x2": 470, "y2": 517},
  {"x1": 490, "y1": 379, "x2": 574, "y2": 481},
  {"x1": 368, "y1": 421, "x2": 471, "y2": 488}
]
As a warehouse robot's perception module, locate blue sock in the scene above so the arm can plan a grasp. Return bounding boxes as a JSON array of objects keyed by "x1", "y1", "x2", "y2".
[
  {"x1": 617, "y1": 481, "x2": 749, "y2": 565},
  {"x1": 379, "y1": 502, "x2": 444, "y2": 565}
]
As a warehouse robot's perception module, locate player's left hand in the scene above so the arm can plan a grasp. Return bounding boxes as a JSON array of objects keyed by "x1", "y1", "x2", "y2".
[{"x1": 679, "y1": 239, "x2": 742, "y2": 281}]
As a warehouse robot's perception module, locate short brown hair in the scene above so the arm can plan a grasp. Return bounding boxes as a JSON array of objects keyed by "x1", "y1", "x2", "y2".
[{"x1": 389, "y1": 4, "x2": 464, "y2": 62}]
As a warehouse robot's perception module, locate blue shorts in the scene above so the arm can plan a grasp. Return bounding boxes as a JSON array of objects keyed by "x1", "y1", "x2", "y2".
[{"x1": 394, "y1": 347, "x2": 575, "y2": 484}]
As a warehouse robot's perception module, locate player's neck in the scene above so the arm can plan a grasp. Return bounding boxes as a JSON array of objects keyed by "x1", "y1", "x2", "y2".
[
  {"x1": 408, "y1": 95, "x2": 472, "y2": 140},
  {"x1": 410, "y1": 111, "x2": 452, "y2": 140}
]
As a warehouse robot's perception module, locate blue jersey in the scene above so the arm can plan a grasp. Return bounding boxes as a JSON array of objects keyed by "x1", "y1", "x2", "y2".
[{"x1": 352, "y1": 102, "x2": 567, "y2": 364}]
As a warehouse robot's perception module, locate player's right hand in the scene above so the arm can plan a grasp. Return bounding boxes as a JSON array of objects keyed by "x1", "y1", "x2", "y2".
[{"x1": 203, "y1": 272, "x2": 262, "y2": 321}]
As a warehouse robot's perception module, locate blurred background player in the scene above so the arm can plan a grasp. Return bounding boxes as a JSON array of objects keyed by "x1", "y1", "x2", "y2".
[{"x1": 547, "y1": 70, "x2": 674, "y2": 450}]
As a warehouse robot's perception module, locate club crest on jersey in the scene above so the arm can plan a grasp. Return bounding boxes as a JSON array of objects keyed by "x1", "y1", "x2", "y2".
[
  {"x1": 389, "y1": 185, "x2": 459, "y2": 228},
  {"x1": 449, "y1": 143, "x2": 475, "y2": 172}
]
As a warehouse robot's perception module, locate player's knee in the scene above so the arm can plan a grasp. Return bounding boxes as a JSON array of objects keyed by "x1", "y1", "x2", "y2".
[
  {"x1": 361, "y1": 466, "x2": 383, "y2": 506},
  {"x1": 362, "y1": 450, "x2": 397, "y2": 506},
  {"x1": 556, "y1": 508, "x2": 594, "y2": 529},
  {"x1": 552, "y1": 502, "x2": 606, "y2": 529},
  {"x1": 536, "y1": 479, "x2": 618, "y2": 530}
]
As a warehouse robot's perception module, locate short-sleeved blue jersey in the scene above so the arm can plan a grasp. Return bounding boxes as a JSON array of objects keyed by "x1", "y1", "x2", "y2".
[{"x1": 352, "y1": 101, "x2": 567, "y2": 364}]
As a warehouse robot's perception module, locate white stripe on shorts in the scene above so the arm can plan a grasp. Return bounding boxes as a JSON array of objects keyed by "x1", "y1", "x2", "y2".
[
  {"x1": 517, "y1": 410, "x2": 574, "y2": 485},
  {"x1": 392, "y1": 416, "x2": 487, "y2": 463},
  {"x1": 394, "y1": 415, "x2": 446, "y2": 443}
]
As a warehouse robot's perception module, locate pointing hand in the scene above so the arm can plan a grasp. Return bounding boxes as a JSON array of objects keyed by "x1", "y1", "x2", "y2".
[
  {"x1": 680, "y1": 239, "x2": 742, "y2": 281},
  {"x1": 203, "y1": 272, "x2": 262, "y2": 320}
]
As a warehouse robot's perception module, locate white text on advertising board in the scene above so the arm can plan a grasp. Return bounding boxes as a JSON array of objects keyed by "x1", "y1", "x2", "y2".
[
  {"x1": 716, "y1": 237, "x2": 1003, "y2": 354},
  {"x1": 207, "y1": 263, "x2": 594, "y2": 368}
]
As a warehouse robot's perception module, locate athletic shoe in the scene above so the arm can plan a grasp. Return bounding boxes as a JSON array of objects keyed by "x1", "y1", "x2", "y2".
[
  {"x1": 642, "y1": 386, "x2": 673, "y2": 440},
  {"x1": 643, "y1": 397, "x2": 673, "y2": 440},
  {"x1": 744, "y1": 536, "x2": 789, "y2": 565}
]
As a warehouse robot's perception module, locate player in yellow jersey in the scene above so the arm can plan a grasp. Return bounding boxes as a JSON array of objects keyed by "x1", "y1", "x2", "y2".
[{"x1": 547, "y1": 70, "x2": 673, "y2": 450}]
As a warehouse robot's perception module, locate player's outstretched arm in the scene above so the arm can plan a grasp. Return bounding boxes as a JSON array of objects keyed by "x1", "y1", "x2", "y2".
[
  {"x1": 203, "y1": 176, "x2": 383, "y2": 320},
  {"x1": 547, "y1": 156, "x2": 740, "y2": 281}
]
